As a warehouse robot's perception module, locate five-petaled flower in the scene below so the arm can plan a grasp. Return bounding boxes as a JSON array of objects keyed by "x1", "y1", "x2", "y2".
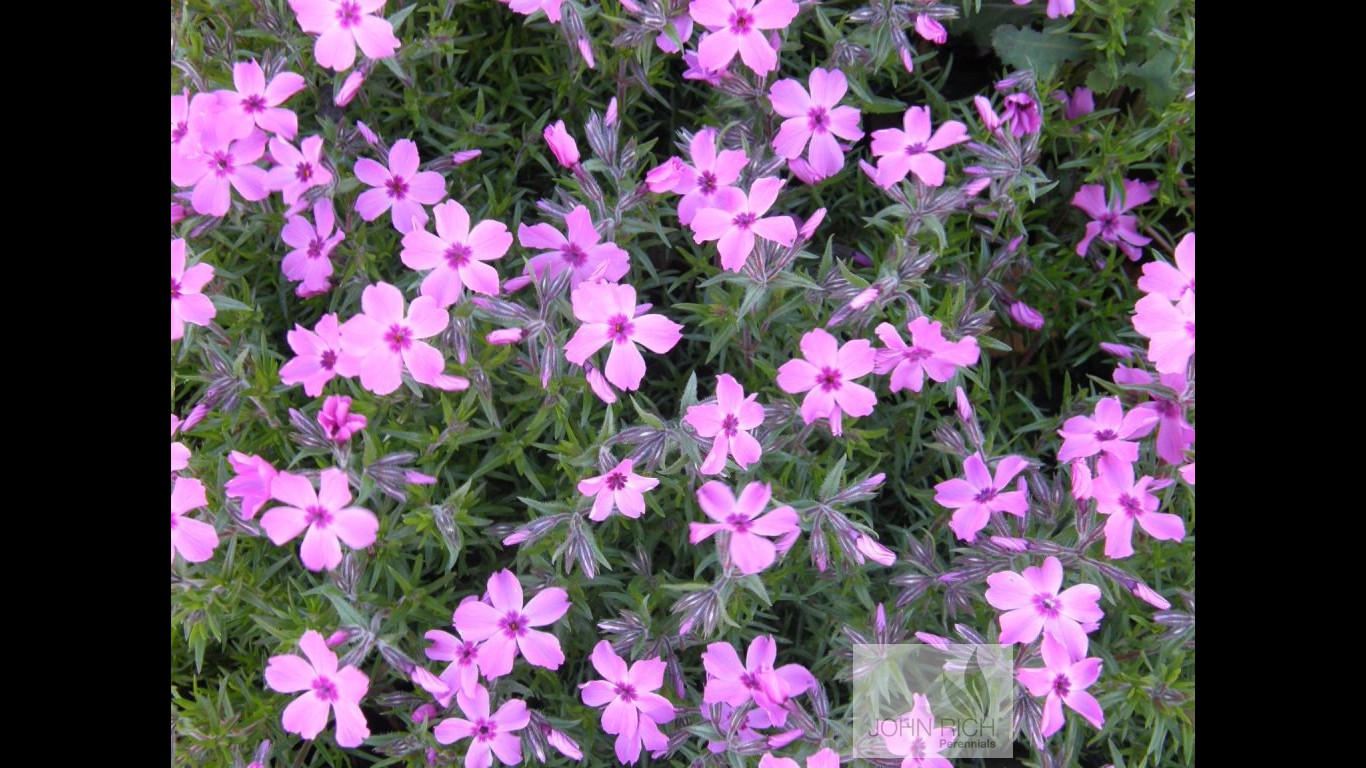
[
  {"x1": 401, "y1": 200, "x2": 510, "y2": 306},
  {"x1": 1132, "y1": 291, "x2": 1195, "y2": 376},
  {"x1": 578, "y1": 458, "x2": 660, "y2": 522},
  {"x1": 171, "y1": 239, "x2": 217, "y2": 340},
  {"x1": 280, "y1": 313, "x2": 354, "y2": 396},
  {"x1": 281, "y1": 197, "x2": 345, "y2": 297},
  {"x1": 684, "y1": 374, "x2": 765, "y2": 475},
  {"x1": 1015, "y1": 633, "x2": 1105, "y2": 739},
  {"x1": 289, "y1": 0, "x2": 401, "y2": 72},
  {"x1": 171, "y1": 477, "x2": 219, "y2": 564},
  {"x1": 933, "y1": 454, "x2": 1030, "y2": 542},
  {"x1": 869, "y1": 106, "x2": 969, "y2": 189},
  {"x1": 452, "y1": 569, "x2": 571, "y2": 678},
  {"x1": 691, "y1": 176, "x2": 798, "y2": 272},
  {"x1": 881, "y1": 693, "x2": 955, "y2": 768},
  {"x1": 563, "y1": 282, "x2": 684, "y2": 392},
  {"x1": 338, "y1": 282, "x2": 469, "y2": 395},
  {"x1": 1072, "y1": 180, "x2": 1155, "y2": 261},
  {"x1": 689, "y1": 481, "x2": 799, "y2": 575},
  {"x1": 433, "y1": 684, "x2": 530, "y2": 768},
  {"x1": 519, "y1": 205, "x2": 631, "y2": 287},
  {"x1": 775, "y1": 328, "x2": 877, "y2": 435},
  {"x1": 768, "y1": 68, "x2": 864, "y2": 179},
  {"x1": 265, "y1": 629, "x2": 371, "y2": 747},
  {"x1": 354, "y1": 139, "x2": 447, "y2": 234},
  {"x1": 874, "y1": 317, "x2": 980, "y2": 393},
  {"x1": 1138, "y1": 232, "x2": 1195, "y2": 301},
  {"x1": 579, "y1": 640, "x2": 676, "y2": 764},
  {"x1": 1092, "y1": 458, "x2": 1186, "y2": 559},
  {"x1": 984, "y1": 556, "x2": 1104, "y2": 660},
  {"x1": 649, "y1": 127, "x2": 748, "y2": 226},
  {"x1": 700, "y1": 634, "x2": 816, "y2": 727},
  {"x1": 267, "y1": 135, "x2": 333, "y2": 213},
  {"x1": 216, "y1": 59, "x2": 306, "y2": 139},
  {"x1": 260, "y1": 468, "x2": 379, "y2": 571},
  {"x1": 1056, "y1": 397, "x2": 1158, "y2": 465},
  {"x1": 225, "y1": 452, "x2": 280, "y2": 520},
  {"x1": 689, "y1": 0, "x2": 800, "y2": 76}
]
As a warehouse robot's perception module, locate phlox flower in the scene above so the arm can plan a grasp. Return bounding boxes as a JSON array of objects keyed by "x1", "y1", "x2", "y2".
[
  {"x1": 563, "y1": 282, "x2": 683, "y2": 391},
  {"x1": 281, "y1": 198, "x2": 345, "y2": 297},
  {"x1": 691, "y1": 176, "x2": 797, "y2": 272},
  {"x1": 1180, "y1": 462, "x2": 1195, "y2": 486},
  {"x1": 264, "y1": 630, "x2": 370, "y2": 747},
  {"x1": 433, "y1": 685, "x2": 529, "y2": 768},
  {"x1": 260, "y1": 469, "x2": 379, "y2": 571},
  {"x1": 171, "y1": 415, "x2": 190, "y2": 473},
  {"x1": 171, "y1": 477, "x2": 219, "y2": 564},
  {"x1": 689, "y1": 0, "x2": 800, "y2": 76},
  {"x1": 506, "y1": 0, "x2": 564, "y2": 23},
  {"x1": 1056, "y1": 397, "x2": 1158, "y2": 464},
  {"x1": 338, "y1": 282, "x2": 469, "y2": 395},
  {"x1": 171, "y1": 239, "x2": 216, "y2": 340},
  {"x1": 542, "y1": 119, "x2": 580, "y2": 167},
  {"x1": 319, "y1": 395, "x2": 367, "y2": 443},
  {"x1": 335, "y1": 68, "x2": 367, "y2": 106},
  {"x1": 424, "y1": 602, "x2": 484, "y2": 703},
  {"x1": 1052, "y1": 86, "x2": 1095, "y2": 121},
  {"x1": 578, "y1": 458, "x2": 660, "y2": 522},
  {"x1": 775, "y1": 328, "x2": 877, "y2": 435},
  {"x1": 682, "y1": 49, "x2": 727, "y2": 86},
  {"x1": 869, "y1": 106, "x2": 969, "y2": 188},
  {"x1": 519, "y1": 205, "x2": 630, "y2": 286},
  {"x1": 354, "y1": 139, "x2": 447, "y2": 234},
  {"x1": 1012, "y1": 0, "x2": 1076, "y2": 19},
  {"x1": 1138, "y1": 232, "x2": 1195, "y2": 301},
  {"x1": 289, "y1": 0, "x2": 401, "y2": 72},
  {"x1": 1092, "y1": 458, "x2": 1186, "y2": 559},
  {"x1": 280, "y1": 313, "x2": 355, "y2": 396},
  {"x1": 656, "y1": 14, "x2": 694, "y2": 53},
  {"x1": 178, "y1": 128, "x2": 272, "y2": 217},
  {"x1": 452, "y1": 569, "x2": 571, "y2": 678},
  {"x1": 225, "y1": 452, "x2": 279, "y2": 520},
  {"x1": 984, "y1": 555, "x2": 1103, "y2": 660},
  {"x1": 701, "y1": 635, "x2": 816, "y2": 727},
  {"x1": 911, "y1": 5, "x2": 948, "y2": 44},
  {"x1": 1015, "y1": 634, "x2": 1104, "y2": 739},
  {"x1": 768, "y1": 68, "x2": 864, "y2": 178},
  {"x1": 401, "y1": 200, "x2": 510, "y2": 306},
  {"x1": 1072, "y1": 180, "x2": 1155, "y2": 261},
  {"x1": 689, "y1": 481, "x2": 799, "y2": 575},
  {"x1": 881, "y1": 693, "x2": 955, "y2": 768},
  {"x1": 873, "y1": 317, "x2": 980, "y2": 393},
  {"x1": 1113, "y1": 366, "x2": 1194, "y2": 465},
  {"x1": 1009, "y1": 301, "x2": 1045, "y2": 330},
  {"x1": 684, "y1": 373, "x2": 765, "y2": 475},
  {"x1": 1132, "y1": 292, "x2": 1194, "y2": 375},
  {"x1": 759, "y1": 748, "x2": 841, "y2": 768},
  {"x1": 215, "y1": 60, "x2": 306, "y2": 139},
  {"x1": 267, "y1": 136, "x2": 333, "y2": 212},
  {"x1": 1000, "y1": 93, "x2": 1041, "y2": 137},
  {"x1": 579, "y1": 640, "x2": 676, "y2": 764},
  {"x1": 933, "y1": 454, "x2": 1030, "y2": 542},
  {"x1": 660, "y1": 127, "x2": 748, "y2": 226}
]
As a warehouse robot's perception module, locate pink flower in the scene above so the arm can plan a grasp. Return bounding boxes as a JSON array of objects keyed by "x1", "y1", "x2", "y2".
[
  {"x1": 401, "y1": 200, "x2": 509, "y2": 306},
  {"x1": 973, "y1": 94, "x2": 1003, "y2": 133},
  {"x1": 171, "y1": 201, "x2": 187, "y2": 224},
  {"x1": 425, "y1": 609, "x2": 484, "y2": 702},
  {"x1": 281, "y1": 198, "x2": 345, "y2": 297},
  {"x1": 267, "y1": 135, "x2": 333, "y2": 211},
  {"x1": 171, "y1": 477, "x2": 219, "y2": 564},
  {"x1": 451, "y1": 149, "x2": 482, "y2": 166},
  {"x1": 873, "y1": 317, "x2": 980, "y2": 393},
  {"x1": 881, "y1": 693, "x2": 955, "y2": 768},
  {"x1": 1009, "y1": 301, "x2": 1045, "y2": 330},
  {"x1": 934, "y1": 454, "x2": 1030, "y2": 542},
  {"x1": 225, "y1": 452, "x2": 280, "y2": 520},
  {"x1": 289, "y1": 0, "x2": 401, "y2": 72},
  {"x1": 775, "y1": 328, "x2": 877, "y2": 435},
  {"x1": 913, "y1": 8, "x2": 947, "y2": 44},
  {"x1": 180, "y1": 129, "x2": 272, "y2": 217},
  {"x1": 216, "y1": 59, "x2": 306, "y2": 139},
  {"x1": 578, "y1": 458, "x2": 660, "y2": 521},
  {"x1": 853, "y1": 532, "x2": 898, "y2": 566},
  {"x1": 868, "y1": 106, "x2": 969, "y2": 188},
  {"x1": 655, "y1": 14, "x2": 694, "y2": 53},
  {"x1": 260, "y1": 469, "x2": 379, "y2": 571},
  {"x1": 338, "y1": 282, "x2": 469, "y2": 395},
  {"x1": 691, "y1": 176, "x2": 797, "y2": 272},
  {"x1": 984, "y1": 556, "x2": 1103, "y2": 660},
  {"x1": 543, "y1": 119, "x2": 580, "y2": 167},
  {"x1": 171, "y1": 239, "x2": 216, "y2": 340},
  {"x1": 354, "y1": 139, "x2": 447, "y2": 233},
  {"x1": 433, "y1": 685, "x2": 530, "y2": 768},
  {"x1": 507, "y1": 0, "x2": 565, "y2": 22},
  {"x1": 452, "y1": 569, "x2": 571, "y2": 678},
  {"x1": 689, "y1": 481, "x2": 799, "y2": 575},
  {"x1": 1052, "y1": 86, "x2": 1095, "y2": 121},
  {"x1": 265, "y1": 630, "x2": 370, "y2": 747},
  {"x1": 768, "y1": 68, "x2": 864, "y2": 178},
  {"x1": 280, "y1": 313, "x2": 356, "y2": 396},
  {"x1": 690, "y1": 0, "x2": 799, "y2": 76},
  {"x1": 563, "y1": 282, "x2": 683, "y2": 391},
  {"x1": 1056, "y1": 397, "x2": 1158, "y2": 464},
  {"x1": 684, "y1": 373, "x2": 765, "y2": 475},
  {"x1": 519, "y1": 205, "x2": 630, "y2": 286},
  {"x1": 683, "y1": 49, "x2": 727, "y2": 86},
  {"x1": 1138, "y1": 232, "x2": 1195, "y2": 301},
  {"x1": 666, "y1": 127, "x2": 749, "y2": 226},
  {"x1": 1092, "y1": 459, "x2": 1186, "y2": 559},
  {"x1": 1001, "y1": 93, "x2": 1041, "y2": 137},
  {"x1": 701, "y1": 635, "x2": 815, "y2": 727},
  {"x1": 760, "y1": 748, "x2": 841, "y2": 768},
  {"x1": 579, "y1": 640, "x2": 676, "y2": 764},
  {"x1": 319, "y1": 395, "x2": 367, "y2": 443},
  {"x1": 1180, "y1": 462, "x2": 1195, "y2": 486},
  {"x1": 171, "y1": 415, "x2": 190, "y2": 473},
  {"x1": 1132, "y1": 292, "x2": 1194, "y2": 375},
  {"x1": 1113, "y1": 366, "x2": 1194, "y2": 465},
  {"x1": 1072, "y1": 180, "x2": 1155, "y2": 261},
  {"x1": 1015, "y1": 634, "x2": 1104, "y2": 739},
  {"x1": 335, "y1": 68, "x2": 367, "y2": 106},
  {"x1": 1013, "y1": 0, "x2": 1077, "y2": 19}
]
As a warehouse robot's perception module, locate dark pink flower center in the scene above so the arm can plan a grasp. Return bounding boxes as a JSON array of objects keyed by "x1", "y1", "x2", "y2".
[
  {"x1": 903, "y1": 346, "x2": 933, "y2": 362},
  {"x1": 336, "y1": 1, "x2": 362, "y2": 27},
  {"x1": 729, "y1": 10, "x2": 755, "y2": 35},
  {"x1": 212, "y1": 151, "x2": 235, "y2": 177},
  {"x1": 1119, "y1": 493, "x2": 1143, "y2": 517},
  {"x1": 807, "y1": 106, "x2": 830, "y2": 133},
  {"x1": 605, "y1": 472, "x2": 627, "y2": 491},
  {"x1": 295, "y1": 162, "x2": 314, "y2": 182},
  {"x1": 721, "y1": 414, "x2": 740, "y2": 437},
  {"x1": 171, "y1": 512, "x2": 179, "y2": 528},
  {"x1": 1033, "y1": 594, "x2": 1059, "y2": 617},
  {"x1": 499, "y1": 611, "x2": 527, "y2": 637},
  {"x1": 312, "y1": 676, "x2": 339, "y2": 701},
  {"x1": 732, "y1": 212, "x2": 757, "y2": 230},
  {"x1": 306, "y1": 505, "x2": 334, "y2": 529},
  {"x1": 1099, "y1": 214, "x2": 1118, "y2": 237},
  {"x1": 385, "y1": 324, "x2": 413, "y2": 352},
  {"x1": 904, "y1": 142, "x2": 926, "y2": 155},
  {"x1": 607, "y1": 314, "x2": 634, "y2": 343},
  {"x1": 307, "y1": 238, "x2": 326, "y2": 259},
  {"x1": 726, "y1": 513, "x2": 752, "y2": 533},
  {"x1": 385, "y1": 176, "x2": 410, "y2": 200},
  {"x1": 445, "y1": 243, "x2": 472, "y2": 268},
  {"x1": 1052, "y1": 673, "x2": 1071, "y2": 697},
  {"x1": 817, "y1": 367, "x2": 842, "y2": 391},
  {"x1": 699, "y1": 170, "x2": 719, "y2": 194},
  {"x1": 473, "y1": 717, "x2": 497, "y2": 742},
  {"x1": 172, "y1": 122, "x2": 189, "y2": 144},
  {"x1": 613, "y1": 682, "x2": 638, "y2": 702},
  {"x1": 242, "y1": 94, "x2": 266, "y2": 113},
  {"x1": 171, "y1": 279, "x2": 183, "y2": 300},
  {"x1": 320, "y1": 350, "x2": 338, "y2": 370},
  {"x1": 909, "y1": 738, "x2": 928, "y2": 759},
  {"x1": 457, "y1": 641, "x2": 478, "y2": 663},
  {"x1": 562, "y1": 243, "x2": 588, "y2": 267},
  {"x1": 739, "y1": 671, "x2": 762, "y2": 690},
  {"x1": 1184, "y1": 321, "x2": 1195, "y2": 338},
  {"x1": 1093, "y1": 429, "x2": 1118, "y2": 442},
  {"x1": 973, "y1": 486, "x2": 997, "y2": 503}
]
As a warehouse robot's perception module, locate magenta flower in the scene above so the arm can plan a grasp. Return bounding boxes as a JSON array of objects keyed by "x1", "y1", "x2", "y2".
[
  {"x1": 542, "y1": 119, "x2": 580, "y2": 168},
  {"x1": 912, "y1": 6, "x2": 947, "y2": 44},
  {"x1": 1001, "y1": 93, "x2": 1041, "y2": 137},
  {"x1": 225, "y1": 452, "x2": 280, "y2": 520},
  {"x1": 260, "y1": 469, "x2": 379, "y2": 572},
  {"x1": 1072, "y1": 180, "x2": 1155, "y2": 261},
  {"x1": 280, "y1": 313, "x2": 356, "y2": 396},
  {"x1": 701, "y1": 635, "x2": 815, "y2": 727},
  {"x1": 519, "y1": 205, "x2": 630, "y2": 286},
  {"x1": 689, "y1": 0, "x2": 799, "y2": 76},
  {"x1": 1113, "y1": 366, "x2": 1194, "y2": 465},
  {"x1": 452, "y1": 569, "x2": 571, "y2": 678},
  {"x1": 425, "y1": 606, "x2": 484, "y2": 702},
  {"x1": 217, "y1": 60, "x2": 306, "y2": 139},
  {"x1": 1013, "y1": 0, "x2": 1076, "y2": 20},
  {"x1": 171, "y1": 415, "x2": 190, "y2": 473},
  {"x1": 1138, "y1": 232, "x2": 1195, "y2": 301},
  {"x1": 1015, "y1": 634, "x2": 1104, "y2": 739},
  {"x1": 579, "y1": 640, "x2": 676, "y2": 764},
  {"x1": 775, "y1": 328, "x2": 877, "y2": 435},
  {"x1": 1053, "y1": 86, "x2": 1095, "y2": 121},
  {"x1": 1132, "y1": 292, "x2": 1194, "y2": 375},
  {"x1": 691, "y1": 176, "x2": 797, "y2": 272},
  {"x1": 335, "y1": 69, "x2": 366, "y2": 106},
  {"x1": 563, "y1": 282, "x2": 683, "y2": 391},
  {"x1": 267, "y1": 135, "x2": 333, "y2": 211},
  {"x1": 868, "y1": 106, "x2": 969, "y2": 188},
  {"x1": 1180, "y1": 462, "x2": 1195, "y2": 486},
  {"x1": 319, "y1": 395, "x2": 367, "y2": 443},
  {"x1": 768, "y1": 68, "x2": 864, "y2": 178},
  {"x1": 171, "y1": 477, "x2": 219, "y2": 564},
  {"x1": 881, "y1": 693, "x2": 955, "y2": 768},
  {"x1": 984, "y1": 556, "x2": 1104, "y2": 660},
  {"x1": 289, "y1": 0, "x2": 401, "y2": 72},
  {"x1": 873, "y1": 317, "x2": 980, "y2": 393},
  {"x1": 1092, "y1": 459, "x2": 1186, "y2": 559},
  {"x1": 655, "y1": 14, "x2": 694, "y2": 53},
  {"x1": 265, "y1": 630, "x2": 370, "y2": 747},
  {"x1": 433, "y1": 685, "x2": 530, "y2": 768},
  {"x1": 401, "y1": 200, "x2": 509, "y2": 306},
  {"x1": 507, "y1": 0, "x2": 565, "y2": 23},
  {"x1": 354, "y1": 139, "x2": 447, "y2": 234},
  {"x1": 1008, "y1": 301, "x2": 1045, "y2": 330},
  {"x1": 689, "y1": 481, "x2": 799, "y2": 575},
  {"x1": 338, "y1": 282, "x2": 469, "y2": 395},
  {"x1": 578, "y1": 458, "x2": 660, "y2": 522},
  {"x1": 759, "y1": 749, "x2": 841, "y2": 768},
  {"x1": 933, "y1": 454, "x2": 1030, "y2": 542},
  {"x1": 171, "y1": 239, "x2": 217, "y2": 340},
  {"x1": 281, "y1": 198, "x2": 345, "y2": 297},
  {"x1": 684, "y1": 373, "x2": 765, "y2": 475},
  {"x1": 667, "y1": 127, "x2": 748, "y2": 226},
  {"x1": 683, "y1": 49, "x2": 727, "y2": 86},
  {"x1": 1056, "y1": 397, "x2": 1158, "y2": 464},
  {"x1": 181, "y1": 129, "x2": 271, "y2": 217}
]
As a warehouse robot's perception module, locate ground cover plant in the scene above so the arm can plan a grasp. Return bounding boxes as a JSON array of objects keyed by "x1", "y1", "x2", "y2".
[{"x1": 170, "y1": 1, "x2": 1195, "y2": 766}]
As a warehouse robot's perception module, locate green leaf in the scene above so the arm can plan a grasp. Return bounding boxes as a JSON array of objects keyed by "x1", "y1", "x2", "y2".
[{"x1": 990, "y1": 25, "x2": 1085, "y2": 81}]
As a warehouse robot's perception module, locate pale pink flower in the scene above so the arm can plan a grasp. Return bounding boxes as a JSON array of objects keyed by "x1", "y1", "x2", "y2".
[
  {"x1": 664, "y1": 127, "x2": 749, "y2": 226},
  {"x1": 542, "y1": 119, "x2": 580, "y2": 167},
  {"x1": 181, "y1": 129, "x2": 272, "y2": 217},
  {"x1": 171, "y1": 477, "x2": 219, "y2": 564},
  {"x1": 507, "y1": 0, "x2": 564, "y2": 22},
  {"x1": 433, "y1": 685, "x2": 530, "y2": 768},
  {"x1": 280, "y1": 313, "x2": 356, "y2": 396},
  {"x1": 319, "y1": 395, "x2": 367, "y2": 443},
  {"x1": 216, "y1": 60, "x2": 306, "y2": 139},
  {"x1": 267, "y1": 135, "x2": 333, "y2": 211},
  {"x1": 934, "y1": 454, "x2": 1030, "y2": 541},
  {"x1": 1132, "y1": 292, "x2": 1194, "y2": 375},
  {"x1": 1016, "y1": 634, "x2": 1104, "y2": 739},
  {"x1": 171, "y1": 239, "x2": 217, "y2": 340},
  {"x1": 868, "y1": 106, "x2": 969, "y2": 188},
  {"x1": 338, "y1": 282, "x2": 469, "y2": 395},
  {"x1": 563, "y1": 282, "x2": 683, "y2": 391},
  {"x1": 881, "y1": 693, "x2": 955, "y2": 768},
  {"x1": 985, "y1": 556, "x2": 1103, "y2": 660},
  {"x1": 225, "y1": 452, "x2": 280, "y2": 520},
  {"x1": 701, "y1": 635, "x2": 815, "y2": 727},
  {"x1": 261, "y1": 469, "x2": 379, "y2": 571},
  {"x1": 586, "y1": 363, "x2": 618, "y2": 404},
  {"x1": 289, "y1": 0, "x2": 401, "y2": 72},
  {"x1": 1056, "y1": 397, "x2": 1158, "y2": 464},
  {"x1": 684, "y1": 373, "x2": 765, "y2": 474},
  {"x1": 171, "y1": 415, "x2": 190, "y2": 473},
  {"x1": 281, "y1": 198, "x2": 345, "y2": 297},
  {"x1": 1137, "y1": 232, "x2": 1195, "y2": 301},
  {"x1": 579, "y1": 640, "x2": 676, "y2": 764},
  {"x1": 265, "y1": 630, "x2": 371, "y2": 747},
  {"x1": 519, "y1": 205, "x2": 630, "y2": 286},
  {"x1": 335, "y1": 68, "x2": 367, "y2": 106},
  {"x1": 425, "y1": 608, "x2": 484, "y2": 702},
  {"x1": 578, "y1": 458, "x2": 660, "y2": 521},
  {"x1": 690, "y1": 0, "x2": 799, "y2": 76},
  {"x1": 452, "y1": 569, "x2": 571, "y2": 678},
  {"x1": 1009, "y1": 301, "x2": 1045, "y2": 330},
  {"x1": 354, "y1": 139, "x2": 447, "y2": 233},
  {"x1": 1092, "y1": 459, "x2": 1185, "y2": 559},
  {"x1": 401, "y1": 200, "x2": 509, "y2": 306},
  {"x1": 775, "y1": 328, "x2": 877, "y2": 435},
  {"x1": 874, "y1": 317, "x2": 980, "y2": 393},
  {"x1": 691, "y1": 176, "x2": 797, "y2": 272},
  {"x1": 1072, "y1": 180, "x2": 1155, "y2": 261},
  {"x1": 689, "y1": 481, "x2": 799, "y2": 575},
  {"x1": 768, "y1": 68, "x2": 864, "y2": 178}
]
